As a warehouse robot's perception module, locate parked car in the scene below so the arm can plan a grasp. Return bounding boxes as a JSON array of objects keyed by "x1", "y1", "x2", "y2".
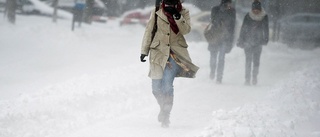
[
  {"x1": 278, "y1": 13, "x2": 320, "y2": 47},
  {"x1": 19, "y1": 0, "x2": 41, "y2": 14},
  {"x1": 119, "y1": 6, "x2": 153, "y2": 26}
]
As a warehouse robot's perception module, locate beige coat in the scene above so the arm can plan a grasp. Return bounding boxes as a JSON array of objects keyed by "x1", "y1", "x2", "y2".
[{"x1": 141, "y1": 7, "x2": 199, "y2": 79}]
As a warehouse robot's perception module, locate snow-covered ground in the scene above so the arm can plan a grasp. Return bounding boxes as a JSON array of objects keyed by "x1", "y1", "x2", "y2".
[{"x1": 0, "y1": 13, "x2": 320, "y2": 137}]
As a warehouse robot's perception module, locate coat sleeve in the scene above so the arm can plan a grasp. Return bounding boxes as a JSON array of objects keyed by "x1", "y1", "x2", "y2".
[
  {"x1": 141, "y1": 9, "x2": 156, "y2": 56},
  {"x1": 238, "y1": 14, "x2": 250, "y2": 46},
  {"x1": 226, "y1": 9, "x2": 236, "y2": 47},
  {"x1": 211, "y1": 6, "x2": 220, "y2": 25},
  {"x1": 262, "y1": 15, "x2": 269, "y2": 45},
  {"x1": 175, "y1": 8, "x2": 191, "y2": 35}
]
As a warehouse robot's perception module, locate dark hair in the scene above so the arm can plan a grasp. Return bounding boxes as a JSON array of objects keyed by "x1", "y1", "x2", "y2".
[{"x1": 252, "y1": 0, "x2": 262, "y2": 10}]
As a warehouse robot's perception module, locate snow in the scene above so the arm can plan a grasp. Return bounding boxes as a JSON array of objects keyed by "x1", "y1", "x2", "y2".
[
  {"x1": 29, "y1": 0, "x2": 72, "y2": 19},
  {"x1": 1, "y1": 12, "x2": 320, "y2": 137},
  {"x1": 199, "y1": 67, "x2": 320, "y2": 137}
]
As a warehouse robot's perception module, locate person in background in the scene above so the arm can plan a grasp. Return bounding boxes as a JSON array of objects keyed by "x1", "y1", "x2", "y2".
[
  {"x1": 237, "y1": 0, "x2": 269, "y2": 85},
  {"x1": 72, "y1": 0, "x2": 86, "y2": 30},
  {"x1": 209, "y1": 0, "x2": 236, "y2": 84},
  {"x1": 140, "y1": 0, "x2": 199, "y2": 128}
]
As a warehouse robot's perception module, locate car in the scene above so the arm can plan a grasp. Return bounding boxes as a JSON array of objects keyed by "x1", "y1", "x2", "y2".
[
  {"x1": 119, "y1": 6, "x2": 153, "y2": 26},
  {"x1": 278, "y1": 13, "x2": 320, "y2": 48},
  {"x1": 119, "y1": 8, "x2": 150, "y2": 26},
  {"x1": 186, "y1": 11, "x2": 211, "y2": 41},
  {"x1": 19, "y1": 0, "x2": 41, "y2": 14}
]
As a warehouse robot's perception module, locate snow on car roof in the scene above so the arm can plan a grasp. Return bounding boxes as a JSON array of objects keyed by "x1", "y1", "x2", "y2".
[{"x1": 29, "y1": 0, "x2": 72, "y2": 19}]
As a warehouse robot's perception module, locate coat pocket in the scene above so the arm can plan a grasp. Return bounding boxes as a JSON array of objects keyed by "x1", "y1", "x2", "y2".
[
  {"x1": 150, "y1": 41, "x2": 160, "y2": 49},
  {"x1": 178, "y1": 40, "x2": 188, "y2": 48}
]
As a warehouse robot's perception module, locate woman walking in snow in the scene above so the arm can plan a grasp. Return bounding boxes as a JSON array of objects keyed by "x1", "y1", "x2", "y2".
[
  {"x1": 140, "y1": 0, "x2": 199, "y2": 128},
  {"x1": 237, "y1": 0, "x2": 269, "y2": 85}
]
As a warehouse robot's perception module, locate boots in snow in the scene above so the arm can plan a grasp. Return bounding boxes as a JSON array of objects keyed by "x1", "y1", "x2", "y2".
[
  {"x1": 153, "y1": 92, "x2": 165, "y2": 122},
  {"x1": 244, "y1": 80, "x2": 250, "y2": 86},
  {"x1": 252, "y1": 76, "x2": 257, "y2": 85},
  {"x1": 210, "y1": 71, "x2": 215, "y2": 80},
  {"x1": 161, "y1": 95, "x2": 173, "y2": 128}
]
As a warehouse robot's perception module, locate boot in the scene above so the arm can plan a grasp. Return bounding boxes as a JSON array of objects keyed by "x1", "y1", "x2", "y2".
[
  {"x1": 153, "y1": 92, "x2": 165, "y2": 122},
  {"x1": 245, "y1": 73, "x2": 251, "y2": 86},
  {"x1": 210, "y1": 71, "x2": 215, "y2": 80},
  {"x1": 252, "y1": 76, "x2": 257, "y2": 85},
  {"x1": 216, "y1": 75, "x2": 222, "y2": 84},
  {"x1": 161, "y1": 95, "x2": 173, "y2": 128},
  {"x1": 216, "y1": 78, "x2": 222, "y2": 84},
  {"x1": 158, "y1": 109, "x2": 165, "y2": 122},
  {"x1": 244, "y1": 80, "x2": 250, "y2": 86}
]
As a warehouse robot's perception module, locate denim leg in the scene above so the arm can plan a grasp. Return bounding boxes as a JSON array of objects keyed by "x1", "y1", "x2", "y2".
[
  {"x1": 152, "y1": 57, "x2": 180, "y2": 126},
  {"x1": 162, "y1": 57, "x2": 180, "y2": 126},
  {"x1": 244, "y1": 47, "x2": 253, "y2": 81},
  {"x1": 152, "y1": 80, "x2": 161, "y2": 95},
  {"x1": 252, "y1": 46, "x2": 262, "y2": 78},
  {"x1": 216, "y1": 44, "x2": 226, "y2": 81},
  {"x1": 152, "y1": 79, "x2": 164, "y2": 122},
  {"x1": 151, "y1": 57, "x2": 180, "y2": 97},
  {"x1": 161, "y1": 57, "x2": 180, "y2": 96}
]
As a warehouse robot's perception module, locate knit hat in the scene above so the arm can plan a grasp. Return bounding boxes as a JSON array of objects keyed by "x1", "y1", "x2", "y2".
[
  {"x1": 221, "y1": 0, "x2": 232, "y2": 4},
  {"x1": 252, "y1": 0, "x2": 262, "y2": 10}
]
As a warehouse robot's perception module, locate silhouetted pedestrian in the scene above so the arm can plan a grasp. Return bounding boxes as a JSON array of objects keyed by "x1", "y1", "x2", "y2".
[
  {"x1": 237, "y1": 0, "x2": 269, "y2": 85},
  {"x1": 208, "y1": 0, "x2": 236, "y2": 84}
]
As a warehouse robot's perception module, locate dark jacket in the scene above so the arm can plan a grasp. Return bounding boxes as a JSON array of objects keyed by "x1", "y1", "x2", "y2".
[
  {"x1": 238, "y1": 10, "x2": 269, "y2": 47},
  {"x1": 210, "y1": 5, "x2": 236, "y2": 47}
]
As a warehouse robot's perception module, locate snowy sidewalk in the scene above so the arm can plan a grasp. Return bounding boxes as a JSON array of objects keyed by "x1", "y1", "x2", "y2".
[{"x1": 1, "y1": 15, "x2": 320, "y2": 137}]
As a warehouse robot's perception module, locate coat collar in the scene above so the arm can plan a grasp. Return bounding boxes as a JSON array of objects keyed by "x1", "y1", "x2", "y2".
[
  {"x1": 249, "y1": 9, "x2": 266, "y2": 21},
  {"x1": 156, "y1": 9, "x2": 169, "y2": 23}
]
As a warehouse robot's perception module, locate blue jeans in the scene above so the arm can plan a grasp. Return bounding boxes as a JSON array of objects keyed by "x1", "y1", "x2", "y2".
[
  {"x1": 152, "y1": 57, "x2": 181, "y2": 97},
  {"x1": 208, "y1": 43, "x2": 227, "y2": 81}
]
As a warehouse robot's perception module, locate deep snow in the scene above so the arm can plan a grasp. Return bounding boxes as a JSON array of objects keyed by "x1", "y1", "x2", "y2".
[{"x1": 0, "y1": 12, "x2": 320, "y2": 137}]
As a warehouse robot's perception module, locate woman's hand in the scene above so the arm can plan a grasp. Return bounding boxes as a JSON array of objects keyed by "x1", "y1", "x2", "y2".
[{"x1": 140, "y1": 54, "x2": 147, "y2": 62}]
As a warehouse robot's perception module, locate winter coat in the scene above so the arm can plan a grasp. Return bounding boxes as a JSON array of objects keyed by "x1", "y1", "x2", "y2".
[
  {"x1": 238, "y1": 10, "x2": 269, "y2": 48},
  {"x1": 141, "y1": 7, "x2": 199, "y2": 79},
  {"x1": 209, "y1": 5, "x2": 236, "y2": 52}
]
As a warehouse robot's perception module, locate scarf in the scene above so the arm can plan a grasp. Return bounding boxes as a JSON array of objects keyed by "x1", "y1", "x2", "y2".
[
  {"x1": 163, "y1": 11, "x2": 179, "y2": 34},
  {"x1": 162, "y1": 2, "x2": 182, "y2": 34},
  {"x1": 249, "y1": 9, "x2": 267, "y2": 21}
]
